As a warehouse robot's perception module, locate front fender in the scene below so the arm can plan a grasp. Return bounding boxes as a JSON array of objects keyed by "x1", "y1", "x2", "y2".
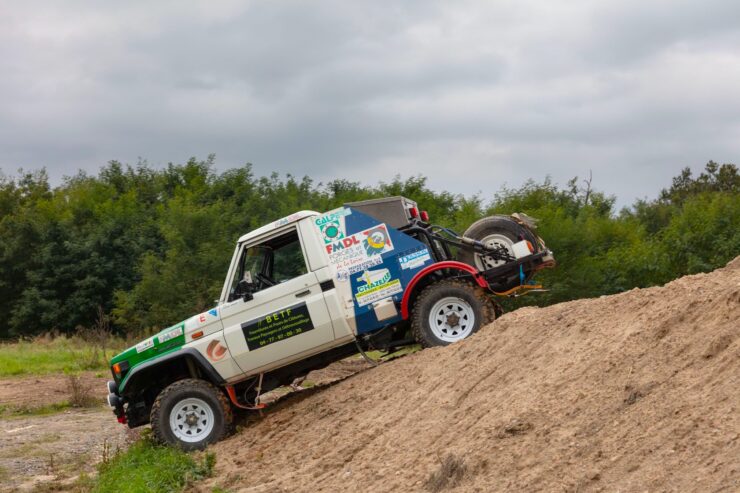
[{"x1": 118, "y1": 348, "x2": 225, "y2": 396}]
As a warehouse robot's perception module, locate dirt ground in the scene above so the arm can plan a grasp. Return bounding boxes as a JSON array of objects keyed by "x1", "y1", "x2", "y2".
[
  {"x1": 0, "y1": 359, "x2": 371, "y2": 492},
  {"x1": 0, "y1": 408, "x2": 134, "y2": 492},
  {"x1": 0, "y1": 372, "x2": 107, "y2": 411},
  {"x1": 196, "y1": 257, "x2": 739, "y2": 493},
  {"x1": 0, "y1": 373, "x2": 134, "y2": 492}
]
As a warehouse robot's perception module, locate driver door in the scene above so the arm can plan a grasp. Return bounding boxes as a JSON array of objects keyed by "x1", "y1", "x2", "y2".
[{"x1": 220, "y1": 226, "x2": 336, "y2": 375}]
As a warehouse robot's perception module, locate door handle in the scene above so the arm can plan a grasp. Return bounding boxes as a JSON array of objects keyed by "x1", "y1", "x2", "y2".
[{"x1": 295, "y1": 289, "x2": 311, "y2": 298}]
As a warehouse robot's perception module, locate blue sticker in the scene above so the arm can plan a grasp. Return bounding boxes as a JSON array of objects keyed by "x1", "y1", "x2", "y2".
[{"x1": 398, "y1": 249, "x2": 432, "y2": 270}]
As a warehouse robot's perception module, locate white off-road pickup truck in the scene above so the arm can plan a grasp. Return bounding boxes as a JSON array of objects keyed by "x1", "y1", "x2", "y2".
[{"x1": 107, "y1": 197, "x2": 554, "y2": 449}]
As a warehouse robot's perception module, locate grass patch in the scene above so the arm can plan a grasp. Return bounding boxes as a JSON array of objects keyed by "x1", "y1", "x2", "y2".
[
  {"x1": 363, "y1": 344, "x2": 421, "y2": 363},
  {"x1": 92, "y1": 439, "x2": 215, "y2": 493},
  {"x1": 0, "y1": 335, "x2": 127, "y2": 377},
  {"x1": 380, "y1": 344, "x2": 421, "y2": 361},
  {"x1": 0, "y1": 401, "x2": 71, "y2": 418}
]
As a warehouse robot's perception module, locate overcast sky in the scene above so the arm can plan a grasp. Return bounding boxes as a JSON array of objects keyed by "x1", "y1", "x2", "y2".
[{"x1": 1, "y1": 1, "x2": 739, "y2": 208}]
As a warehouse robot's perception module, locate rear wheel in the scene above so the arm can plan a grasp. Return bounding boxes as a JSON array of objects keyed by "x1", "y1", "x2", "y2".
[
  {"x1": 411, "y1": 280, "x2": 496, "y2": 347},
  {"x1": 151, "y1": 378, "x2": 233, "y2": 450}
]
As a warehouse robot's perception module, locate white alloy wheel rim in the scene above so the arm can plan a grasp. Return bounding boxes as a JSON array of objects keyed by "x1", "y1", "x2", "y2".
[
  {"x1": 474, "y1": 233, "x2": 515, "y2": 271},
  {"x1": 428, "y1": 297, "x2": 476, "y2": 342},
  {"x1": 169, "y1": 397, "x2": 215, "y2": 443}
]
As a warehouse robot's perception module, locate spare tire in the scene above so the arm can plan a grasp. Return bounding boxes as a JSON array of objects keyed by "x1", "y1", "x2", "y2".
[{"x1": 457, "y1": 215, "x2": 540, "y2": 291}]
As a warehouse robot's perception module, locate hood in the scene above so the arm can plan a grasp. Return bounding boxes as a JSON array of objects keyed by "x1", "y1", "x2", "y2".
[{"x1": 109, "y1": 321, "x2": 187, "y2": 378}]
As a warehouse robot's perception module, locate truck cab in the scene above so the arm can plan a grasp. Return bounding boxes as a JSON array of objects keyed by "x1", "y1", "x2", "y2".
[{"x1": 217, "y1": 211, "x2": 354, "y2": 378}]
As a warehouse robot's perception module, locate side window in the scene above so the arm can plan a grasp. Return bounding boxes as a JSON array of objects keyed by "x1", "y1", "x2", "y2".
[
  {"x1": 229, "y1": 245, "x2": 269, "y2": 300},
  {"x1": 272, "y1": 235, "x2": 307, "y2": 282},
  {"x1": 229, "y1": 228, "x2": 308, "y2": 300}
]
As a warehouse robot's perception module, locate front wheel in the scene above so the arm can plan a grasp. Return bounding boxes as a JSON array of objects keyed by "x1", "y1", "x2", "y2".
[
  {"x1": 150, "y1": 378, "x2": 233, "y2": 450},
  {"x1": 411, "y1": 280, "x2": 496, "y2": 347}
]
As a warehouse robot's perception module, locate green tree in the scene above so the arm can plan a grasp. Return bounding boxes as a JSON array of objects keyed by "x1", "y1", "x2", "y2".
[{"x1": 0, "y1": 157, "x2": 735, "y2": 338}]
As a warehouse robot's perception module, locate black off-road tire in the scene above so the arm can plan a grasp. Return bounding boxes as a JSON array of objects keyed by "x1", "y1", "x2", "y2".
[
  {"x1": 411, "y1": 280, "x2": 496, "y2": 348},
  {"x1": 457, "y1": 215, "x2": 540, "y2": 291},
  {"x1": 150, "y1": 378, "x2": 233, "y2": 451}
]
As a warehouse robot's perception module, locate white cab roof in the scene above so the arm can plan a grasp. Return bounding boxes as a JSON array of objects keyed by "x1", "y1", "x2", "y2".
[{"x1": 238, "y1": 210, "x2": 320, "y2": 243}]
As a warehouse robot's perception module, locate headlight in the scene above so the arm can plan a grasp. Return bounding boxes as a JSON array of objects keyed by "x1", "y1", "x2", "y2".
[{"x1": 111, "y1": 360, "x2": 130, "y2": 379}]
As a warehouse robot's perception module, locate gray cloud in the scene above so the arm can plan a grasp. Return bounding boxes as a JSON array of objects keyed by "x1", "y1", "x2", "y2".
[{"x1": 1, "y1": 0, "x2": 739, "y2": 208}]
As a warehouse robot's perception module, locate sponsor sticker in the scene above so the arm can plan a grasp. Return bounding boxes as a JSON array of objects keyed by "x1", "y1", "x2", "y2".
[
  {"x1": 315, "y1": 208, "x2": 351, "y2": 244},
  {"x1": 325, "y1": 223, "x2": 395, "y2": 279},
  {"x1": 273, "y1": 212, "x2": 305, "y2": 228},
  {"x1": 362, "y1": 224, "x2": 393, "y2": 256},
  {"x1": 135, "y1": 337, "x2": 154, "y2": 353},
  {"x1": 196, "y1": 308, "x2": 218, "y2": 324},
  {"x1": 206, "y1": 340, "x2": 228, "y2": 361},
  {"x1": 241, "y1": 302, "x2": 315, "y2": 351},
  {"x1": 398, "y1": 249, "x2": 432, "y2": 270},
  {"x1": 338, "y1": 256, "x2": 383, "y2": 279},
  {"x1": 354, "y1": 268, "x2": 403, "y2": 307},
  {"x1": 158, "y1": 325, "x2": 183, "y2": 344}
]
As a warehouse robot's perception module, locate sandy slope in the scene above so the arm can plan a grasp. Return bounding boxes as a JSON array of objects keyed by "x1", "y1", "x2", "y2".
[{"x1": 198, "y1": 258, "x2": 739, "y2": 493}]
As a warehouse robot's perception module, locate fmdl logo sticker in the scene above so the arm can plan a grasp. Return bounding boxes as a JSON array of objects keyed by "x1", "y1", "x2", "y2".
[{"x1": 324, "y1": 223, "x2": 394, "y2": 277}]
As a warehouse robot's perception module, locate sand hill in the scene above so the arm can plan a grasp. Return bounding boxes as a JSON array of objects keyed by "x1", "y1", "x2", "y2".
[{"x1": 198, "y1": 257, "x2": 739, "y2": 492}]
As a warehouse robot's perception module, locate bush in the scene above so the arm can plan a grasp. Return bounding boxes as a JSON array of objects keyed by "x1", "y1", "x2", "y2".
[
  {"x1": 660, "y1": 192, "x2": 740, "y2": 276},
  {"x1": 66, "y1": 374, "x2": 98, "y2": 408},
  {"x1": 93, "y1": 439, "x2": 215, "y2": 493},
  {"x1": 424, "y1": 453, "x2": 469, "y2": 492}
]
